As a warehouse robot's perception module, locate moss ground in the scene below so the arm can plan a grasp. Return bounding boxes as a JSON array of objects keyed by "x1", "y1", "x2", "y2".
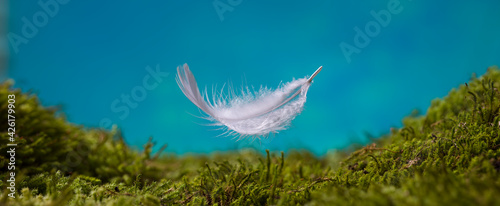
[{"x1": 1, "y1": 66, "x2": 500, "y2": 205}]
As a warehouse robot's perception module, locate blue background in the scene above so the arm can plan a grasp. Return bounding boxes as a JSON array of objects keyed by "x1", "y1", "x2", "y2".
[{"x1": 6, "y1": 0, "x2": 500, "y2": 155}]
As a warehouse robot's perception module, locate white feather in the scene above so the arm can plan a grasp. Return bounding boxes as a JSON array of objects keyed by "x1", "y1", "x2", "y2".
[{"x1": 176, "y1": 64, "x2": 322, "y2": 139}]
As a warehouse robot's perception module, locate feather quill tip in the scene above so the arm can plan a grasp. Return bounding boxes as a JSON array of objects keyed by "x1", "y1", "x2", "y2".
[{"x1": 307, "y1": 66, "x2": 323, "y2": 83}]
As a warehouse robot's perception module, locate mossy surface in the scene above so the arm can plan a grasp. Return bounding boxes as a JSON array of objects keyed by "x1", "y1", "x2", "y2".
[{"x1": 1, "y1": 66, "x2": 500, "y2": 205}]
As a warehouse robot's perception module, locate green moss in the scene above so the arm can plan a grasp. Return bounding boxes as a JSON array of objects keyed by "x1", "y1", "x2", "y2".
[{"x1": 1, "y1": 66, "x2": 500, "y2": 205}]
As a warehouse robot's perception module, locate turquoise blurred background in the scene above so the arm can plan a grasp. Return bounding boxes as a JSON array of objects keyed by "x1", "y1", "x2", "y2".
[{"x1": 5, "y1": 1, "x2": 500, "y2": 155}]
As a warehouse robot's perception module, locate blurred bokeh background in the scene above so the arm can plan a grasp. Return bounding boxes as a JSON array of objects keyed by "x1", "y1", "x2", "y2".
[
  {"x1": 0, "y1": 0, "x2": 7, "y2": 80},
  {"x1": 5, "y1": 1, "x2": 500, "y2": 155}
]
